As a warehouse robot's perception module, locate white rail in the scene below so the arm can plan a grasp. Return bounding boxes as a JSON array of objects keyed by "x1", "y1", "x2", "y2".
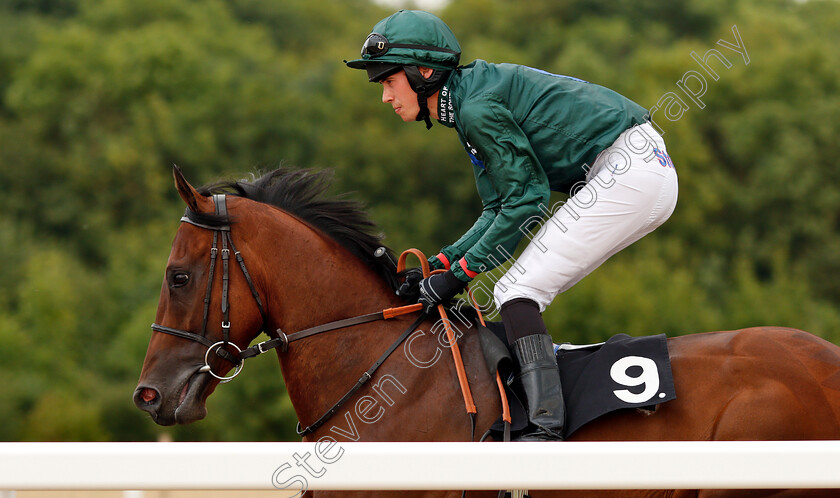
[{"x1": 0, "y1": 441, "x2": 839, "y2": 491}]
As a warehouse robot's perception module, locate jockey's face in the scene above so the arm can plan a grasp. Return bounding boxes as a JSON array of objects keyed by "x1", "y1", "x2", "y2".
[{"x1": 379, "y1": 69, "x2": 420, "y2": 122}]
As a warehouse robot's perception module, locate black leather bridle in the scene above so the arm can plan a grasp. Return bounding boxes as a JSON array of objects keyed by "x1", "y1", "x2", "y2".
[{"x1": 151, "y1": 194, "x2": 268, "y2": 382}]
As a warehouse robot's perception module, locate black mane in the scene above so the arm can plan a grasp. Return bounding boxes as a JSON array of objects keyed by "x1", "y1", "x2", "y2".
[{"x1": 194, "y1": 168, "x2": 400, "y2": 291}]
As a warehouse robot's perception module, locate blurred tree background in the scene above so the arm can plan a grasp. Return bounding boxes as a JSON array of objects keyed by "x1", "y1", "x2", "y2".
[{"x1": 1, "y1": 0, "x2": 839, "y2": 442}]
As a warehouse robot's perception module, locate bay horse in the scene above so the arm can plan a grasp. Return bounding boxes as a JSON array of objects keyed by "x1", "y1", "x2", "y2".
[{"x1": 135, "y1": 167, "x2": 840, "y2": 497}]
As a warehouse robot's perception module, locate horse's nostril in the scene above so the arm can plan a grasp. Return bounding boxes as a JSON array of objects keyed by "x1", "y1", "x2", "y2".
[
  {"x1": 141, "y1": 388, "x2": 157, "y2": 403},
  {"x1": 134, "y1": 386, "x2": 161, "y2": 410}
]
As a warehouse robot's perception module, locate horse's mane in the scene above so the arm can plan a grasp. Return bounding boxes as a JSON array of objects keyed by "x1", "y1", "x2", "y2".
[{"x1": 195, "y1": 168, "x2": 400, "y2": 291}]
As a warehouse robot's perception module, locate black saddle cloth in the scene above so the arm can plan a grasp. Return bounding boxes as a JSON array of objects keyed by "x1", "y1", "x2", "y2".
[{"x1": 480, "y1": 319, "x2": 676, "y2": 440}]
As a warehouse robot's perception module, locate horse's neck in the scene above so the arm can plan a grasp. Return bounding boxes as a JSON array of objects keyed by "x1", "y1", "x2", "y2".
[
  {"x1": 257, "y1": 211, "x2": 400, "y2": 330},
  {"x1": 256, "y1": 212, "x2": 409, "y2": 431},
  {"x1": 273, "y1": 263, "x2": 498, "y2": 442},
  {"x1": 253, "y1": 211, "x2": 498, "y2": 442}
]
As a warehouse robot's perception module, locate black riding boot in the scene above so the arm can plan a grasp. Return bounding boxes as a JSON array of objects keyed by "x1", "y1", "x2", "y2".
[{"x1": 511, "y1": 333, "x2": 565, "y2": 441}]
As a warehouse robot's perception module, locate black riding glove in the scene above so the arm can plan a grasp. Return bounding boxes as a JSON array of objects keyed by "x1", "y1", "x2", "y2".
[
  {"x1": 417, "y1": 270, "x2": 468, "y2": 313},
  {"x1": 396, "y1": 267, "x2": 424, "y2": 302}
]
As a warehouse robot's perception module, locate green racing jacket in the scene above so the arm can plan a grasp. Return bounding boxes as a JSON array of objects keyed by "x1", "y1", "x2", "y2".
[{"x1": 433, "y1": 60, "x2": 650, "y2": 282}]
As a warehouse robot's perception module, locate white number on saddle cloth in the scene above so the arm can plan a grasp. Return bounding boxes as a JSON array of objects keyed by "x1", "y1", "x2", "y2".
[{"x1": 610, "y1": 356, "x2": 661, "y2": 404}]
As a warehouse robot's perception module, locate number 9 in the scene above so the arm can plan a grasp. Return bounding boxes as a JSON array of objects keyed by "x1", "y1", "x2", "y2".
[{"x1": 610, "y1": 356, "x2": 660, "y2": 404}]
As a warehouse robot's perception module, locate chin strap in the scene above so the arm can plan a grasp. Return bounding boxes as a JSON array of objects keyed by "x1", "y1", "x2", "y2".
[
  {"x1": 404, "y1": 65, "x2": 450, "y2": 130},
  {"x1": 417, "y1": 98, "x2": 434, "y2": 130}
]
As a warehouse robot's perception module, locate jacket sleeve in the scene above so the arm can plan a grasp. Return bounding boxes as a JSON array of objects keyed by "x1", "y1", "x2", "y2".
[
  {"x1": 450, "y1": 96, "x2": 551, "y2": 282},
  {"x1": 436, "y1": 161, "x2": 501, "y2": 270}
]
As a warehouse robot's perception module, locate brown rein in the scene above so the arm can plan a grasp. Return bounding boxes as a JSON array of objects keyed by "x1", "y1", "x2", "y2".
[{"x1": 240, "y1": 302, "x2": 423, "y2": 359}]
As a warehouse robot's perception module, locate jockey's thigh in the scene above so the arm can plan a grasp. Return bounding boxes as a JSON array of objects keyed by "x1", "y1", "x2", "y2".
[{"x1": 493, "y1": 122, "x2": 678, "y2": 312}]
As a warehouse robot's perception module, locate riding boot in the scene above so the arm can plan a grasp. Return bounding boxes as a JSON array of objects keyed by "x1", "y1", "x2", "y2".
[{"x1": 511, "y1": 333, "x2": 565, "y2": 441}]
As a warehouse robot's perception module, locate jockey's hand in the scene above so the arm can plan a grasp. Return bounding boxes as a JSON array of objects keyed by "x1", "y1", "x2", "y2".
[
  {"x1": 418, "y1": 270, "x2": 467, "y2": 313},
  {"x1": 396, "y1": 267, "x2": 424, "y2": 302}
]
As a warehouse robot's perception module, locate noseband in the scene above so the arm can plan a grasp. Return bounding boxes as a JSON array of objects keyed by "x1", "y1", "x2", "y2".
[{"x1": 151, "y1": 194, "x2": 268, "y2": 383}]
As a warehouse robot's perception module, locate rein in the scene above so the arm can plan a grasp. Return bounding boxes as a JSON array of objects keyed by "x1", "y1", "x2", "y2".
[
  {"x1": 294, "y1": 310, "x2": 428, "y2": 436},
  {"x1": 239, "y1": 303, "x2": 423, "y2": 359}
]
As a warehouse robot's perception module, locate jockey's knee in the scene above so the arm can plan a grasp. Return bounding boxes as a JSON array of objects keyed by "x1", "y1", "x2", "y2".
[{"x1": 494, "y1": 282, "x2": 549, "y2": 313}]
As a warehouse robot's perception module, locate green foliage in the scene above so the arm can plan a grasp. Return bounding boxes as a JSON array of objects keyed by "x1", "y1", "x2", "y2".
[{"x1": 1, "y1": 0, "x2": 840, "y2": 442}]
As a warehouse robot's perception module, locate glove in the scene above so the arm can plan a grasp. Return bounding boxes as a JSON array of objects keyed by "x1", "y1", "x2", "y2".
[
  {"x1": 396, "y1": 267, "x2": 424, "y2": 302},
  {"x1": 417, "y1": 270, "x2": 468, "y2": 313}
]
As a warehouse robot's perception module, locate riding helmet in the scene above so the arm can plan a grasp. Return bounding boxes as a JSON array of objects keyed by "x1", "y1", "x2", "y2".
[{"x1": 345, "y1": 10, "x2": 461, "y2": 128}]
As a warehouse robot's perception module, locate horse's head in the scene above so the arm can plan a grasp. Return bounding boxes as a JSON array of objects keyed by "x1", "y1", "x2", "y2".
[
  {"x1": 134, "y1": 167, "x2": 268, "y2": 425},
  {"x1": 135, "y1": 166, "x2": 403, "y2": 427}
]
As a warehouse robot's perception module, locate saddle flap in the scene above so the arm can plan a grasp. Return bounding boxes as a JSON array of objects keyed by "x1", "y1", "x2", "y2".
[{"x1": 476, "y1": 321, "x2": 513, "y2": 377}]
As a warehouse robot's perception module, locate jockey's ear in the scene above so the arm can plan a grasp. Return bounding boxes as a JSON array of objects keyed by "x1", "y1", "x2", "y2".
[
  {"x1": 172, "y1": 165, "x2": 214, "y2": 214},
  {"x1": 419, "y1": 66, "x2": 434, "y2": 79}
]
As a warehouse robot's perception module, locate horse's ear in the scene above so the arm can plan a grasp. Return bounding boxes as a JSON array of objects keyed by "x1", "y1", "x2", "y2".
[{"x1": 173, "y1": 165, "x2": 214, "y2": 213}]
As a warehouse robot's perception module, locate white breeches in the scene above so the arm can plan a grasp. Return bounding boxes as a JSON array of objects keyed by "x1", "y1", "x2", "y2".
[{"x1": 493, "y1": 122, "x2": 679, "y2": 312}]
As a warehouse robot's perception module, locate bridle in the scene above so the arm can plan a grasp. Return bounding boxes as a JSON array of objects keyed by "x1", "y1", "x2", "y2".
[
  {"x1": 151, "y1": 194, "x2": 268, "y2": 382},
  {"x1": 149, "y1": 194, "x2": 429, "y2": 436}
]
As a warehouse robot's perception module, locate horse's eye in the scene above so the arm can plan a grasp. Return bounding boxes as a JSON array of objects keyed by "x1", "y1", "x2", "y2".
[{"x1": 171, "y1": 272, "x2": 190, "y2": 288}]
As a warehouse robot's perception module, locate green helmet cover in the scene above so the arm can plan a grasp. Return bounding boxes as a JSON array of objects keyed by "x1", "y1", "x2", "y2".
[{"x1": 346, "y1": 10, "x2": 461, "y2": 71}]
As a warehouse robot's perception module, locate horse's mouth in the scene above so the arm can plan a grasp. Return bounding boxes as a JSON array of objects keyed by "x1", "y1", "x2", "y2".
[
  {"x1": 173, "y1": 369, "x2": 213, "y2": 425},
  {"x1": 136, "y1": 367, "x2": 213, "y2": 426}
]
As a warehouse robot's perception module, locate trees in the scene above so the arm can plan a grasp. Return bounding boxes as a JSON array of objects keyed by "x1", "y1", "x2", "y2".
[{"x1": 1, "y1": 0, "x2": 839, "y2": 441}]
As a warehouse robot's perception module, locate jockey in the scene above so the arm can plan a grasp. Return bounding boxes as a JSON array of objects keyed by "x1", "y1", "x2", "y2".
[{"x1": 346, "y1": 10, "x2": 678, "y2": 441}]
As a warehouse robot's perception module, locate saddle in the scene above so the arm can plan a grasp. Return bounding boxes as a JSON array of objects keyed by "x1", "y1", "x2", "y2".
[{"x1": 472, "y1": 313, "x2": 676, "y2": 440}]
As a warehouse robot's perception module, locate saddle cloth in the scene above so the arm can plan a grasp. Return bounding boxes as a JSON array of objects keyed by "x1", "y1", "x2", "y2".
[{"x1": 480, "y1": 319, "x2": 676, "y2": 439}]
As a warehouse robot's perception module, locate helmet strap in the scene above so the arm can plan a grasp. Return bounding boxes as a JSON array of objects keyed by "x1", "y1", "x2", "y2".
[
  {"x1": 404, "y1": 65, "x2": 449, "y2": 130},
  {"x1": 417, "y1": 98, "x2": 433, "y2": 130}
]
